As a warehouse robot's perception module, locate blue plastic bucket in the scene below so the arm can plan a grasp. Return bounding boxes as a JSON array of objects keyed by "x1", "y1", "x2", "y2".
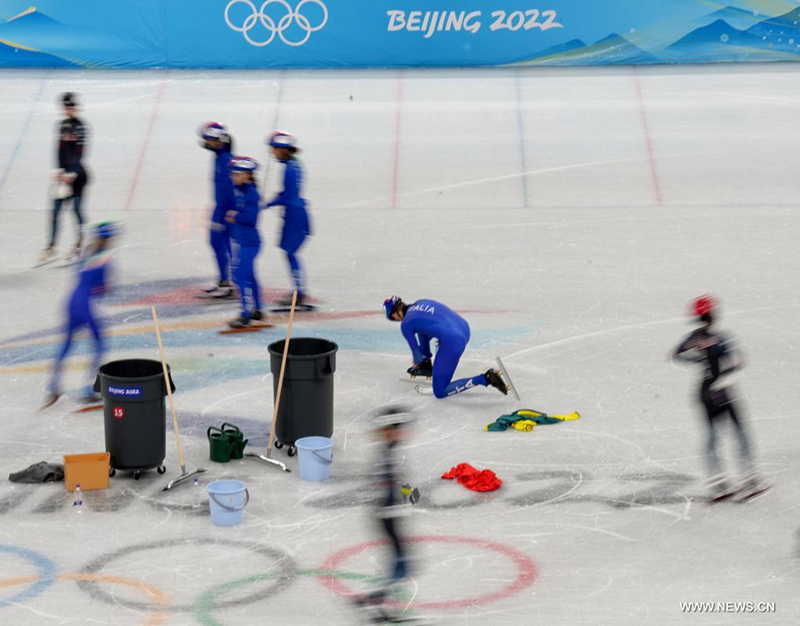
[
  {"x1": 207, "y1": 479, "x2": 249, "y2": 526},
  {"x1": 295, "y1": 436, "x2": 333, "y2": 481}
]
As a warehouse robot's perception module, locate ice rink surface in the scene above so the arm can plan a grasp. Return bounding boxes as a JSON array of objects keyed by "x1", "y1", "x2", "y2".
[{"x1": 0, "y1": 64, "x2": 799, "y2": 625}]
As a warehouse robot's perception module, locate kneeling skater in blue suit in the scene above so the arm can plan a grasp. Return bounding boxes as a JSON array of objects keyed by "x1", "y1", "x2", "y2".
[
  {"x1": 384, "y1": 296, "x2": 508, "y2": 399},
  {"x1": 226, "y1": 156, "x2": 264, "y2": 328}
]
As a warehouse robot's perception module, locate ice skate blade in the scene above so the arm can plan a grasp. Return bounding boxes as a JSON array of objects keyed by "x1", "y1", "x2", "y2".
[
  {"x1": 38, "y1": 397, "x2": 61, "y2": 411},
  {"x1": 495, "y1": 356, "x2": 521, "y2": 401},
  {"x1": 399, "y1": 377, "x2": 432, "y2": 386},
  {"x1": 74, "y1": 403, "x2": 103, "y2": 413},
  {"x1": 197, "y1": 294, "x2": 238, "y2": 303},
  {"x1": 270, "y1": 304, "x2": 317, "y2": 313},
  {"x1": 33, "y1": 258, "x2": 58, "y2": 269},
  {"x1": 219, "y1": 322, "x2": 275, "y2": 334},
  {"x1": 734, "y1": 485, "x2": 772, "y2": 503}
]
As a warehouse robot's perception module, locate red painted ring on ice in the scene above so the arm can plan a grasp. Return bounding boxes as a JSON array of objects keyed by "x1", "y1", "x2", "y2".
[{"x1": 318, "y1": 535, "x2": 537, "y2": 610}]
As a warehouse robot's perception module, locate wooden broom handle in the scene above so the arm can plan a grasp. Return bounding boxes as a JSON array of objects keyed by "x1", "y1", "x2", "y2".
[
  {"x1": 151, "y1": 306, "x2": 186, "y2": 471},
  {"x1": 267, "y1": 290, "x2": 298, "y2": 456}
]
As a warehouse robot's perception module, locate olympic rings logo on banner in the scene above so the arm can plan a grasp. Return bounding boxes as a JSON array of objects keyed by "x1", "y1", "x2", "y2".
[{"x1": 224, "y1": 0, "x2": 328, "y2": 47}]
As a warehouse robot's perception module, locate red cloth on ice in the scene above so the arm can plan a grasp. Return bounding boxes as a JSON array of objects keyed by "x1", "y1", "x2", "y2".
[{"x1": 441, "y1": 463, "x2": 502, "y2": 492}]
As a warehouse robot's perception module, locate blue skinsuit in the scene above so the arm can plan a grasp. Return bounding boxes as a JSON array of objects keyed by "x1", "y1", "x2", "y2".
[
  {"x1": 266, "y1": 157, "x2": 311, "y2": 297},
  {"x1": 50, "y1": 251, "x2": 111, "y2": 394},
  {"x1": 400, "y1": 299, "x2": 488, "y2": 399},
  {"x1": 210, "y1": 147, "x2": 235, "y2": 283},
  {"x1": 231, "y1": 181, "x2": 262, "y2": 316}
]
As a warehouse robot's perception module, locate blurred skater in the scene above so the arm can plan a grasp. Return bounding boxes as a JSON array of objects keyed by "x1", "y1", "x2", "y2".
[
  {"x1": 265, "y1": 131, "x2": 312, "y2": 308},
  {"x1": 672, "y1": 295, "x2": 768, "y2": 501},
  {"x1": 355, "y1": 405, "x2": 420, "y2": 624},
  {"x1": 198, "y1": 122, "x2": 236, "y2": 300},
  {"x1": 226, "y1": 157, "x2": 264, "y2": 328},
  {"x1": 44, "y1": 220, "x2": 120, "y2": 408},
  {"x1": 384, "y1": 296, "x2": 509, "y2": 399},
  {"x1": 39, "y1": 93, "x2": 91, "y2": 264}
]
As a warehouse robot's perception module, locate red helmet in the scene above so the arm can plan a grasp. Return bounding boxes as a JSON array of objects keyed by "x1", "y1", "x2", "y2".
[{"x1": 690, "y1": 294, "x2": 717, "y2": 317}]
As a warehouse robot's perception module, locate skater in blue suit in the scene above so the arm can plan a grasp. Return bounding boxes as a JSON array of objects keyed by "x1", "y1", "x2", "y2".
[
  {"x1": 44, "y1": 220, "x2": 121, "y2": 408},
  {"x1": 265, "y1": 131, "x2": 312, "y2": 307},
  {"x1": 198, "y1": 122, "x2": 236, "y2": 300},
  {"x1": 226, "y1": 157, "x2": 264, "y2": 328},
  {"x1": 384, "y1": 296, "x2": 509, "y2": 399}
]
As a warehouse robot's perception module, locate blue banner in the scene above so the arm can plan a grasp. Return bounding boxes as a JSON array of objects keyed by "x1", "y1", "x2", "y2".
[{"x1": 1, "y1": 1, "x2": 800, "y2": 68}]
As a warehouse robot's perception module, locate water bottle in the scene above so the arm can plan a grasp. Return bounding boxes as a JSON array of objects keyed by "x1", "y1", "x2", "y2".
[
  {"x1": 193, "y1": 476, "x2": 200, "y2": 508},
  {"x1": 73, "y1": 483, "x2": 83, "y2": 513}
]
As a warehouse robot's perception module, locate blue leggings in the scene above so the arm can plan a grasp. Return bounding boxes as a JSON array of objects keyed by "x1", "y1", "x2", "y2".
[
  {"x1": 50, "y1": 313, "x2": 103, "y2": 393},
  {"x1": 209, "y1": 222, "x2": 232, "y2": 283},
  {"x1": 432, "y1": 340, "x2": 488, "y2": 399},
  {"x1": 281, "y1": 231, "x2": 307, "y2": 297},
  {"x1": 285, "y1": 250, "x2": 305, "y2": 298},
  {"x1": 235, "y1": 244, "x2": 262, "y2": 316}
]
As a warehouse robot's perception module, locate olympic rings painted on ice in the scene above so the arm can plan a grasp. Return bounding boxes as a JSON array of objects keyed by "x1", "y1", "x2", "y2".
[
  {"x1": 224, "y1": 0, "x2": 328, "y2": 47},
  {"x1": 0, "y1": 544, "x2": 57, "y2": 608},
  {"x1": 0, "y1": 573, "x2": 171, "y2": 626},
  {"x1": 194, "y1": 569, "x2": 389, "y2": 626},
  {"x1": 77, "y1": 538, "x2": 297, "y2": 612},
  {"x1": 319, "y1": 535, "x2": 539, "y2": 610}
]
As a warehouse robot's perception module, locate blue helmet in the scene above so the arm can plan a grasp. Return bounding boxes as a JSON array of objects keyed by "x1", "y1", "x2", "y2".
[
  {"x1": 230, "y1": 156, "x2": 259, "y2": 172},
  {"x1": 93, "y1": 219, "x2": 121, "y2": 240},
  {"x1": 383, "y1": 296, "x2": 402, "y2": 320},
  {"x1": 199, "y1": 121, "x2": 230, "y2": 144}
]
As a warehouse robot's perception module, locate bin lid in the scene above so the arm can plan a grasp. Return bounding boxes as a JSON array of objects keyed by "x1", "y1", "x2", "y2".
[
  {"x1": 98, "y1": 359, "x2": 169, "y2": 382},
  {"x1": 268, "y1": 338, "x2": 338, "y2": 359}
]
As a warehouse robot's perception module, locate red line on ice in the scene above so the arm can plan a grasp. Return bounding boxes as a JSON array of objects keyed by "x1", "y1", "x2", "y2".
[
  {"x1": 125, "y1": 81, "x2": 166, "y2": 210},
  {"x1": 633, "y1": 68, "x2": 663, "y2": 207}
]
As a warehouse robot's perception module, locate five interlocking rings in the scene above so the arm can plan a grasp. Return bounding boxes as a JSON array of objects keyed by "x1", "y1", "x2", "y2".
[{"x1": 224, "y1": 0, "x2": 328, "y2": 47}]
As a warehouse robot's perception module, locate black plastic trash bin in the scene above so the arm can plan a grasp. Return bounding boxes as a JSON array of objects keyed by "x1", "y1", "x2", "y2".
[
  {"x1": 93, "y1": 359, "x2": 175, "y2": 479},
  {"x1": 268, "y1": 338, "x2": 338, "y2": 457}
]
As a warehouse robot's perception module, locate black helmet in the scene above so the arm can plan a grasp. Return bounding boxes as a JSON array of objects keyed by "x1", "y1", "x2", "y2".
[{"x1": 61, "y1": 92, "x2": 78, "y2": 107}]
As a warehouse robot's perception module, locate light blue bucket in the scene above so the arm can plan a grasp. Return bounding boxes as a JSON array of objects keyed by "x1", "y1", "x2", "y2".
[
  {"x1": 207, "y1": 479, "x2": 249, "y2": 526},
  {"x1": 295, "y1": 436, "x2": 334, "y2": 481}
]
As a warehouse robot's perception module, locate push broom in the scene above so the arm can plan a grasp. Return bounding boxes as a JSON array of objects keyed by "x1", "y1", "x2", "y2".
[
  {"x1": 151, "y1": 306, "x2": 207, "y2": 491},
  {"x1": 245, "y1": 290, "x2": 298, "y2": 473}
]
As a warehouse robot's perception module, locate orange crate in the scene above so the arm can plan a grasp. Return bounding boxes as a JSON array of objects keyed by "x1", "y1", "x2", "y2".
[{"x1": 63, "y1": 452, "x2": 111, "y2": 492}]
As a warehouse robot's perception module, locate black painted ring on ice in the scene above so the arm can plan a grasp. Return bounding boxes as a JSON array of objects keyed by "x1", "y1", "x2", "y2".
[{"x1": 77, "y1": 537, "x2": 297, "y2": 612}]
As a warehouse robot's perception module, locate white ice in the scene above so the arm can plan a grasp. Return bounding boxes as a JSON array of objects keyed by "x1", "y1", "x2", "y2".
[{"x1": 0, "y1": 64, "x2": 799, "y2": 625}]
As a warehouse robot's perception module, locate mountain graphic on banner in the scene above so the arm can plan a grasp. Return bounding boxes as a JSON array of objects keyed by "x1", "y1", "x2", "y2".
[
  {"x1": 668, "y1": 19, "x2": 763, "y2": 49},
  {"x1": 695, "y1": 6, "x2": 765, "y2": 31},
  {"x1": 0, "y1": 6, "x2": 143, "y2": 67},
  {"x1": 0, "y1": 7, "x2": 77, "y2": 66},
  {"x1": 527, "y1": 33, "x2": 660, "y2": 65},
  {"x1": 529, "y1": 38, "x2": 586, "y2": 61},
  {"x1": 666, "y1": 10, "x2": 800, "y2": 61},
  {"x1": 745, "y1": 6, "x2": 800, "y2": 51}
]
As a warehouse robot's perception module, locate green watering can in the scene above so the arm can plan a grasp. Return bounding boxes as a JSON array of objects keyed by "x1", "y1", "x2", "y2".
[
  {"x1": 221, "y1": 422, "x2": 249, "y2": 460},
  {"x1": 208, "y1": 426, "x2": 236, "y2": 463}
]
